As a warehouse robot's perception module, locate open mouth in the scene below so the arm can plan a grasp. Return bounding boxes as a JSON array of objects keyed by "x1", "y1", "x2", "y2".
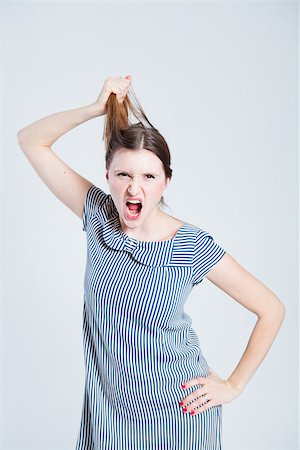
[{"x1": 125, "y1": 200, "x2": 143, "y2": 218}]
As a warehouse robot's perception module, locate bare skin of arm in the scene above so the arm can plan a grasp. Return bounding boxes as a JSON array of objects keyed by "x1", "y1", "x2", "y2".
[
  {"x1": 208, "y1": 253, "x2": 285, "y2": 392},
  {"x1": 179, "y1": 253, "x2": 285, "y2": 415},
  {"x1": 17, "y1": 75, "x2": 132, "y2": 219}
]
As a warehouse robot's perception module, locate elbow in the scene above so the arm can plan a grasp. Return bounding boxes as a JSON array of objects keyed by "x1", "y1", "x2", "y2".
[
  {"x1": 267, "y1": 302, "x2": 286, "y2": 325},
  {"x1": 17, "y1": 130, "x2": 26, "y2": 148},
  {"x1": 256, "y1": 297, "x2": 286, "y2": 322},
  {"x1": 275, "y1": 298, "x2": 286, "y2": 319},
  {"x1": 273, "y1": 304, "x2": 286, "y2": 330},
  {"x1": 17, "y1": 129, "x2": 24, "y2": 140},
  {"x1": 17, "y1": 129, "x2": 32, "y2": 151},
  {"x1": 279, "y1": 303, "x2": 286, "y2": 322}
]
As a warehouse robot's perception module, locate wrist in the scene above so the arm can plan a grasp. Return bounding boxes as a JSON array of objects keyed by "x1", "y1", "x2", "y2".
[
  {"x1": 86, "y1": 101, "x2": 106, "y2": 118},
  {"x1": 226, "y1": 378, "x2": 246, "y2": 393}
]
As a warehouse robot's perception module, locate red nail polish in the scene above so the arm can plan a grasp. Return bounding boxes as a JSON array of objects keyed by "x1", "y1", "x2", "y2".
[
  {"x1": 182, "y1": 384, "x2": 186, "y2": 388},
  {"x1": 191, "y1": 411, "x2": 195, "y2": 415},
  {"x1": 179, "y1": 401, "x2": 184, "y2": 406},
  {"x1": 183, "y1": 407, "x2": 187, "y2": 412}
]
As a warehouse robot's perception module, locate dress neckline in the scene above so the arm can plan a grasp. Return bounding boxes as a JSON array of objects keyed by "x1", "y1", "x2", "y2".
[
  {"x1": 104, "y1": 194, "x2": 187, "y2": 246},
  {"x1": 117, "y1": 219, "x2": 188, "y2": 245},
  {"x1": 93, "y1": 194, "x2": 197, "y2": 266}
]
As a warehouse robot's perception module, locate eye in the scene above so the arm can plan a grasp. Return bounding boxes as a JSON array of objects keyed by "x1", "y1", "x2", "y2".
[
  {"x1": 145, "y1": 174, "x2": 155, "y2": 179},
  {"x1": 118, "y1": 172, "x2": 128, "y2": 177}
]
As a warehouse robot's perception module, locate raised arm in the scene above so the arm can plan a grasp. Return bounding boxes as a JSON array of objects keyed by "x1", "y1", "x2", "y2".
[{"x1": 17, "y1": 75, "x2": 132, "y2": 221}]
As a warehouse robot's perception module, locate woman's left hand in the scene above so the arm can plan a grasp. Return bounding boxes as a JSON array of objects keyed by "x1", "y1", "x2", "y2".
[{"x1": 179, "y1": 367, "x2": 242, "y2": 415}]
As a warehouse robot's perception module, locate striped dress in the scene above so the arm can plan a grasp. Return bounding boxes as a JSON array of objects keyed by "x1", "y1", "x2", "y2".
[{"x1": 75, "y1": 184, "x2": 226, "y2": 450}]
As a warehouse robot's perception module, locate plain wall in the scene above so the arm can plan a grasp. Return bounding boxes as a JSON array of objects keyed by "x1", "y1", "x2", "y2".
[{"x1": 1, "y1": 2, "x2": 298, "y2": 449}]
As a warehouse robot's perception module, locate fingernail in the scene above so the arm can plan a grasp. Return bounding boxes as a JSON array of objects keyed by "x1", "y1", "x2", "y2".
[
  {"x1": 182, "y1": 384, "x2": 186, "y2": 388},
  {"x1": 179, "y1": 401, "x2": 184, "y2": 406},
  {"x1": 190, "y1": 411, "x2": 195, "y2": 415}
]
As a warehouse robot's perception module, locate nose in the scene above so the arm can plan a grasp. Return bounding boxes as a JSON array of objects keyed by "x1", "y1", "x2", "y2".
[{"x1": 127, "y1": 176, "x2": 142, "y2": 195}]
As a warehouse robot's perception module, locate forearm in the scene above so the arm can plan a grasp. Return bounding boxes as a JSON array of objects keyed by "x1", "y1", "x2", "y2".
[
  {"x1": 227, "y1": 308, "x2": 285, "y2": 392},
  {"x1": 17, "y1": 102, "x2": 101, "y2": 148}
]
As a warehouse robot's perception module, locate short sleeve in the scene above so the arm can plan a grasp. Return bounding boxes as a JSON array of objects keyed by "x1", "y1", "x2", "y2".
[
  {"x1": 82, "y1": 184, "x2": 109, "y2": 232},
  {"x1": 192, "y1": 229, "x2": 226, "y2": 285}
]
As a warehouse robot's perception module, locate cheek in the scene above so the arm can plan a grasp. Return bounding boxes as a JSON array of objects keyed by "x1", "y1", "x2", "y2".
[
  {"x1": 147, "y1": 184, "x2": 166, "y2": 202},
  {"x1": 109, "y1": 180, "x2": 123, "y2": 195},
  {"x1": 156, "y1": 181, "x2": 167, "y2": 193}
]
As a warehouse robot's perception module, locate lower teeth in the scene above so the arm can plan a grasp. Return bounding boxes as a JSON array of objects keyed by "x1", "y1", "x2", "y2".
[{"x1": 127, "y1": 207, "x2": 140, "y2": 217}]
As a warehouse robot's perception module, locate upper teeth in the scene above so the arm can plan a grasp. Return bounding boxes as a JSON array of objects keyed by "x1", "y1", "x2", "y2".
[{"x1": 128, "y1": 200, "x2": 141, "y2": 204}]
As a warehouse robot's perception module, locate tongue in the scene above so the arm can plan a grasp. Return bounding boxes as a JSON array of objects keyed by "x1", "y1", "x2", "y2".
[{"x1": 127, "y1": 203, "x2": 140, "y2": 211}]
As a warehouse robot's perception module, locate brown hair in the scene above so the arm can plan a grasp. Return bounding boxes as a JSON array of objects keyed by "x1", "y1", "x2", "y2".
[{"x1": 102, "y1": 87, "x2": 172, "y2": 209}]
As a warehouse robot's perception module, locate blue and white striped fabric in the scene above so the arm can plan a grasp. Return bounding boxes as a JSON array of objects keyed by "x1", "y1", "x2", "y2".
[{"x1": 76, "y1": 185, "x2": 226, "y2": 450}]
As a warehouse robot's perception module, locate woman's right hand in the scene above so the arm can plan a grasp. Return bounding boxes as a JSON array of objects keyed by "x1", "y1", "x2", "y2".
[{"x1": 93, "y1": 75, "x2": 132, "y2": 116}]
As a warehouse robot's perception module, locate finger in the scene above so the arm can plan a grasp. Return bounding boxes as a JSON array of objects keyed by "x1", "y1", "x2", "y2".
[
  {"x1": 181, "y1": 394, "x2": 212, "y2": 415},
  {"x1": 179, "y1": 388, "x2": 208, "y2": 411},
  {"x1": 106, "y1": 78, "x2": 128, "y2": 94},
  {"x1": 104, "y1": 81, "x2": 121, "y2": 95},
  {"x1": 190, "y1": 398, "x2": 215, "y2": 416},
  {"x1": 117, "y1": 91, "x2": 128, "y2": 103},
  {"x1": 181, "y1": 375, "x2": 209, "y2": 389},
  {"x1": 117, "y1": 83, "x2": 131, "y2": 101},
  {"x1": 116, "y1": 92, "x2": 124, "y2": 102},
  {"x1": 116, "y1": 76, "x2": 130, "y2": 85},
  {"x1": 116, "y1": 83, "x2": 130, "y2": 95}
]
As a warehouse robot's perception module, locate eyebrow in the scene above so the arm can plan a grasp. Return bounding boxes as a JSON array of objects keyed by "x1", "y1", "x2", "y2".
[{"x1": 113, "y1": 169, "x2": 160, "y2": 176}]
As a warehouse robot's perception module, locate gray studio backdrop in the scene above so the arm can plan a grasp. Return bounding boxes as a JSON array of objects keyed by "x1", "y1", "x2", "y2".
[{"x1": 1, "y1": 2, "x2": 298, "y2": 450}]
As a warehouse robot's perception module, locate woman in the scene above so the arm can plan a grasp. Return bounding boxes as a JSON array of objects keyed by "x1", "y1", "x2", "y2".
[{"x1": 17, "y1": 75, "x2": 285, "y2": 449}]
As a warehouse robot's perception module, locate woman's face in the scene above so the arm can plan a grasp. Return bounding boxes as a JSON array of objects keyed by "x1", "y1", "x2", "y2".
[{"x1": 106, "y1": 148, "x2": 170, "y2": 229}]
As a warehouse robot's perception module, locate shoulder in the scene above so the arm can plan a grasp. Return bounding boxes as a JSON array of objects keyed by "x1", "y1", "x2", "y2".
[
  {"x1": 85, "y1": 184, "x2": 109, "y2": 205},
  {"x1": 82, "y1": 184, "x2": 111, "y2": 231},
  {"x1": 190, "y1": 224, "x2": 226, "y2": 285}
]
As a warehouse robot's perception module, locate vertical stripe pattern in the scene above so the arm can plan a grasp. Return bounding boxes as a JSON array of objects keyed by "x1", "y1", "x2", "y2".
[{"x1": 76, "y1": 185, "x2": 226, "y2": 450}]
